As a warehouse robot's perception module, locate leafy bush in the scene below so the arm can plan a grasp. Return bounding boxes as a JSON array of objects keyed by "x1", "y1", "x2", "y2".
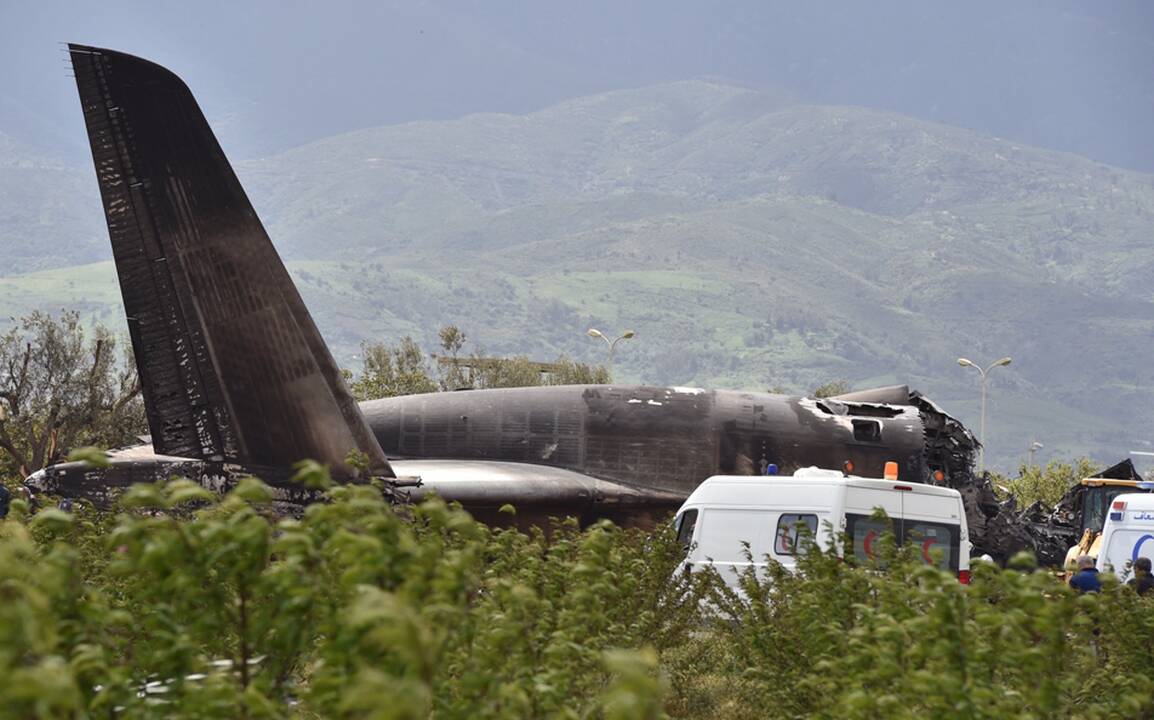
[
  {"x1": 0, "y1": 482, "x2": 1151, "y2": 718},
  {"x1": 666, "y1": 536, "x2": 1154, "y2": 720},
  {"x1": 0, "y1": 480, "x2": 702, "y2": 718}
]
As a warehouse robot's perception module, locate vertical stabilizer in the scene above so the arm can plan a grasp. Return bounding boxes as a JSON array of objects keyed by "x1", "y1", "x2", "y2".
[{"x1": 68, "y1": 44, "x2": 392, "y2": 478}]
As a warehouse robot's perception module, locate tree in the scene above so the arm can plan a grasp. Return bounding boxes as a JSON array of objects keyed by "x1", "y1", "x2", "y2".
[
  {"x1": 437, "y1": 325, "x2": 466, "y2": 357},
  {"x1": 467, "y1": 355, "x2": 545, "y2": 389},
  {"x1": 437, "y1": 325, "x2": 470, "y2": 391},
  {"x1": 348, "y1": 337, "x2": 439, "y2": 401},
  {"x1": 548, "y1": 357, "x2": 612, "y2": 386},
  {"x1": 0, "y1": 311, "x2": 144, "y2": 478},
  {"x1": 349, "y1": 326, "x2": 612, "y2": 400},
  {"x1": 996, "y1": 458, "x2": 1100, "y2": 507},
  {"x1": 440, "y1": 353, "x2": 609, "y2": 390}
]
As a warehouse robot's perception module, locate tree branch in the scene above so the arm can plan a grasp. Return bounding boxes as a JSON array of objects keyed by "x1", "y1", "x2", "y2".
[{"x1": 0, "y1": 421, "x2": 30, "y2": 476}]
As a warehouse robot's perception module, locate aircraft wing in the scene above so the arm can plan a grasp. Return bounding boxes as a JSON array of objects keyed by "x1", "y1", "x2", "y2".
[{"x1": 391, "y1": 459, "x2": 687, "y2": 527}]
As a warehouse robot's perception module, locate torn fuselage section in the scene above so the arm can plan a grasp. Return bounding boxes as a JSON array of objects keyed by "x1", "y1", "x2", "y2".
[
  {"x1": 832, "y1": 386, "x2": 1035, "y2": 562},
  {"x1": 901, "y1": 390, "x2": 1043, "y2": 562},
  {"x1": 829, "y1": 385, "x2": 978, "y2": 487},
  {"x1": 1014, "y1": 459, "x2": 1151, "y2": 567}
]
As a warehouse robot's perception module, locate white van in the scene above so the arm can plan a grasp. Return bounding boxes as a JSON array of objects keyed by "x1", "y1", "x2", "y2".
[
  {"x1": 673, "y1": 467, "x2": 972, "y2": 587},
  {"x1": 1095, "y1": 492, "x2": 1154, "y2": 582}
]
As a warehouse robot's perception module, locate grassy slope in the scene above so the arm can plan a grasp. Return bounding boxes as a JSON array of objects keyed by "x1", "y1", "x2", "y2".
[
  {"x1": 2, "y1": 82, "x2": 1154, "y2": 470},
  {"x1": 0, "y1": 132, "x2": 107, "y2": 273}
]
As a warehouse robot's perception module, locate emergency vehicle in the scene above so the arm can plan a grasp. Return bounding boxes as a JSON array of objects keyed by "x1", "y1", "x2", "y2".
[
  {"x1": 1094, "y1": 492, "x2": 1154, "y2": 582},
  {"x1": 673, "y1": 464, "x2": 972, "y2": 588}
]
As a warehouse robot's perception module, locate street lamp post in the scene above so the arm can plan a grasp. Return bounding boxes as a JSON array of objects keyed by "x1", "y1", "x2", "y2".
[
  {"x1": 1029, "y1": 438, "x2": 1047, "y2": 466},
  {"x1": 587, "y1": 328, "x2": 635, "y2": 372},
  {"x1": 957, "y1": 355, "x2": 1012, "y2": 475}
]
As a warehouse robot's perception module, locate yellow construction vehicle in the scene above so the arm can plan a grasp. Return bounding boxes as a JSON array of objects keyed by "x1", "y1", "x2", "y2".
[{"x1": 1062, "y1": 476, "x2": 1150, "y2": 568}]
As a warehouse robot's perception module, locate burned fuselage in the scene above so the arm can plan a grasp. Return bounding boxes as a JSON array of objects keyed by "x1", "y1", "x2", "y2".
[
  {"x1": 362, "y1": 384, "x2": 956, "y2": 494},
  {"x1": 32, "y1": 382, "x2": 971, "y2": 531}
]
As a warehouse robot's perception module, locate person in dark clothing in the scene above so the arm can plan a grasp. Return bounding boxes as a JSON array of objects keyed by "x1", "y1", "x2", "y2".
[
  {"x1": 1129, "y1": 557, "x2": 1154, "y2": 597},
  {"x1": 1069, "y1": 555, "x2": 1102, "y2": 593},
  {"x1": 0, "y1": 484, "x2": 9, "y2": 518}
]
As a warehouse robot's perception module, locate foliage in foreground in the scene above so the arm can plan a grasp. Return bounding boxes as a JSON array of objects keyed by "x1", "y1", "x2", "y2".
[
  {"x1": 0, "y1": 481, "x2": 1152, "y2": 719},
  {"x1": 0, "y1": 480, "x2": 698, "y2": 719},
  {"x1": 671, "y1": 542, "x2": 1154, "y2": 720}
]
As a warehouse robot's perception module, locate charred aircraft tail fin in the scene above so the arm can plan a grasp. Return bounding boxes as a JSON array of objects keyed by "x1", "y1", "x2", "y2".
[{"x1": 68, "y1": 44, "x2": 392, "y2": 478}]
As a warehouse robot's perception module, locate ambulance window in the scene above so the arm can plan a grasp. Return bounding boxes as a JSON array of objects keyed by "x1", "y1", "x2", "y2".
[
  {"x1": 847, "y1": 514, "x2": 894, "y2": 563},
  {"x1": 903, "y1": 522, "x2": 960, "y2": 571},
  {"x1": 675, "y1": 509, "x2": 698, "y2": 551},
  {"x1": 775, "y1": 514, "x2": 817, "y2": 555}
]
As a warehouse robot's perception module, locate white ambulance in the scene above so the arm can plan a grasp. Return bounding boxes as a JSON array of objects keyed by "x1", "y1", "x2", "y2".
[
  {"x1": 673, "y1": 465, "x2": 972, "y2": 587},
  {"x1": 1094, "y1": 492, "x2": 1154, "y2": 582}
]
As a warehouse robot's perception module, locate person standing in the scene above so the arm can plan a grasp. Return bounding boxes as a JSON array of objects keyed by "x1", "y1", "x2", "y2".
[
  {"x1": 1129, "y1": 557, "x2": 1154, "y2": 597},
  {"x1": 1069, "y1": 555, "x2": 1102, "y2": 593},
  {"x1": 0, "y1": 484, "x2": 9, "y2": 518}
]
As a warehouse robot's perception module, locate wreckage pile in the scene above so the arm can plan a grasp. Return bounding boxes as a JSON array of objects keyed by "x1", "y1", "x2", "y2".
[
  {"x1": 952, "y1": 456, "x2": 1142, "y2": 566},
  {"x1": 839, "y1": 386, "x2": 1074, "y2": 565}
]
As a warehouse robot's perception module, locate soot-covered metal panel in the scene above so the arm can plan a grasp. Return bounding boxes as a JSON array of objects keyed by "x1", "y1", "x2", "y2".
[
  {"x1": 68, "y1": 44, "x2": 390, "y2": 477},
  {"x1": 361, "y1": 385, "x2": 932, "y2": 494}
]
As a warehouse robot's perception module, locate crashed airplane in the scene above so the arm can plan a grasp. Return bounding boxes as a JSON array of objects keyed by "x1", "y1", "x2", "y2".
[{"x1": 29, "y1": 44, "x2": 1041, "y2": 561}]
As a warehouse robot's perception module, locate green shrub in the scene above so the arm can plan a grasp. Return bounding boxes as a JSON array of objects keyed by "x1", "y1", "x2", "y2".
[{"x1": 0, "y1": 481, "x2": 1151, "y2": 718}]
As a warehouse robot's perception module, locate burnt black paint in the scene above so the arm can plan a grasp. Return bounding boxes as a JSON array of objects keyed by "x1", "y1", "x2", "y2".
[
  {"x1": 360, "y1": 385, "x2": 928, "y2": 494},
  {"x1": 68, "y1": 44, "x2": 390, "y2": 478}
]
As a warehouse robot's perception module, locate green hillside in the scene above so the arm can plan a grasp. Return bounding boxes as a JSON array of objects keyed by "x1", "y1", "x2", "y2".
[
  {"x1": 0, "y1": 132, "x2": 106, "y2": 272},
  {"x1": 2, "y1": 81, "x2": 1154, "y2": 471}
]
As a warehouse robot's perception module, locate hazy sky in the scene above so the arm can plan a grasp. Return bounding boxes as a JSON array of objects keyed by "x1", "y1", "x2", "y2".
[{"x1": 2, "y1": 0, "x2": 1152, "y2": 169}]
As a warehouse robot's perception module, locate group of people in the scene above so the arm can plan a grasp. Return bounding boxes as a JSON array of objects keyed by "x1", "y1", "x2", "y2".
[{"x1": 1069, "y1": 554, "x2": 1154, "y2": 596}]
